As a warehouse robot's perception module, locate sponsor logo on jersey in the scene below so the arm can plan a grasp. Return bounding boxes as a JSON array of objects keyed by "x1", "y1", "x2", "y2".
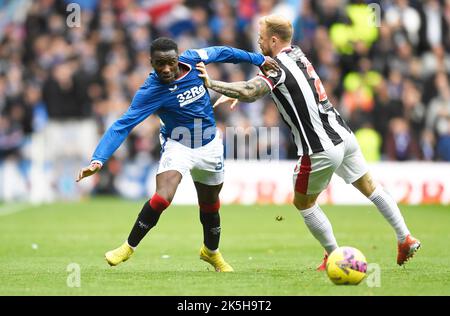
[
  {"x1": 169, "y1": 85, "x2": 178, "y2": 92},
  {"x1": 176, "y1": 85, "x2": 206, "y2": 107},
  {"x1": 266, "y1": 69, "x2": 279, "y2": 77}
]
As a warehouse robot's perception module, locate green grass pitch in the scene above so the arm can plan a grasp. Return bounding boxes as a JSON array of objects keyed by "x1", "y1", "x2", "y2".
[{"x1": 1, "y1": 198, "x2": 449, "y2": 295}]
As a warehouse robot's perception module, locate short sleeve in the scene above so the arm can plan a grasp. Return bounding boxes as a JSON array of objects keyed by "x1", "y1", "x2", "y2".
[{"x1": 257, "y1": 69, "x2": 286, "y2": 91}]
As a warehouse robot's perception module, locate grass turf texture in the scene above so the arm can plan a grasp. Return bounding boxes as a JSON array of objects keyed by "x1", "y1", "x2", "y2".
[{"x1": 0, "y1": 198, "x2": 449, "y2": 295}]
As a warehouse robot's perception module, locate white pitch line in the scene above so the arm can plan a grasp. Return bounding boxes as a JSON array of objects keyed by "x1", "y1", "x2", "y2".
[{"x1": 0, "y1": 203, "x2": 36, "y2": 217}]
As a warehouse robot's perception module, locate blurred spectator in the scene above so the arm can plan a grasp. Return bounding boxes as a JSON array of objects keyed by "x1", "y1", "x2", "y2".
[
  {"x1": 0, "y1": 115, "x2": 23, "y2": 159},
  {"x1": 293, "y1": 0, "x2": 318, "y2": 53},
  {"x1": 401, "y1": 79, "x2": 426, "y2": 134},
  {"x1": 426, "y1": 72, "x2": 450, "y2": 137},
  {"x1": 342, "y1": 57, "x2": 381, "y2": 129},
  {"x1": 436, "y1": 118, "x2": 450, "y2": 161},
  {"x1": 385, "y1": 0, "x2": 421, "y2": 48},
  {"x1": 0, "y1": 0, "x2": 450, "y2": 200},
  {"x1": 420, "y1": 129, "x2": 436, "y2": 160},
  {"x1": 43, "y1": 61, "x2": 82, "y2": 118},
  {"x1": 418, "y1": 0, "x2": 450, "y2": 54},
  {"x1": 385, "y1": 118, "x2": 421, "y2": 161},
  {"x1": 355, "y1": 123, "x2": 382, "y2": 162},
  {"x1": 422, "y1": 44, "x2": 450, "y2": 78}
]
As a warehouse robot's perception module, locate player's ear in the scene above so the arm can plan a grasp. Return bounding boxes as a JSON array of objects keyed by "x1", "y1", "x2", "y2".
[
  {"x1": 271, "y1": 36, "x2": 277, "y2": 46},
  {"x1": 150, "y1": 57, "x2": 158, "y2": 69}
]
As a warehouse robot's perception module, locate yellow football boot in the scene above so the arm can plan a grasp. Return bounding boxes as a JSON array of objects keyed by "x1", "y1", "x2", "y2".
[
  {"x1": 105, "y1": 242, "x2": 134, "y2": 266},
  {"x1": 199, "y1": 245, "x2": 234, "y2": 272}
]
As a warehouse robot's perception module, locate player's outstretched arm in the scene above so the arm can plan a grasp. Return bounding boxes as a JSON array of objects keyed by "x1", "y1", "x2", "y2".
[
  {"x1": 76, "y1": 162, "x2": 102, "y2": 182},
  {"x1": 188, "y1": 46, "x2": 279, "y2": 72},
  {"x1": 207, "y1": 77, "x2": 270, "y2": 103},
  {"x1": 196, "y1": 62, "x2": 270, "y2": 103},
  {"x1": 75, "y1": 86, "x2": 159, "y2": 183}
]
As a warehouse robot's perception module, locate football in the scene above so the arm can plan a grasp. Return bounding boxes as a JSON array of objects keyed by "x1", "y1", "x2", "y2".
[{"x1": 326, "y1": 247, "x2": 367, "y2": 285}]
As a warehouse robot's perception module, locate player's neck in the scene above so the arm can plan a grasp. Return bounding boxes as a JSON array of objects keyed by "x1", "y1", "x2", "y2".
[
  {"x1": 273, "y1": 43, "x2": 292, "y2": 57},
  {"x1": 176, "y1": 63, "x2": 189, "y2": 80}
]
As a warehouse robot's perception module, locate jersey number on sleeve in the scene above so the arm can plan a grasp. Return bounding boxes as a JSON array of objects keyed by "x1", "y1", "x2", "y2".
[{"x1": 301, "y1": 56, "x2": 328, "y2": 102}]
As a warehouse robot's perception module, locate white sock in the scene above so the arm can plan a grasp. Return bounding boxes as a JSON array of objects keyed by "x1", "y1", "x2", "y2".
[
  {"x1": 369, "y1": 186, "x2": 410, "y2": 242},
  {"x1": 205, "y1": 246, "x2": 218, "y2": 254},
  {"x1": 300, "y1": 204, "x2": 338, "y2": 254},
  {"x1": 126, "y1": 241, "x2": 136, "y2": 251}
]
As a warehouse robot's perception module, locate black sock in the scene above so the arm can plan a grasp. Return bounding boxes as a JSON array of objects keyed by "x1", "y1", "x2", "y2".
[
  {"x1": 200, "y1": 211, "x2": 221, "y2": 250},
  {"x1": 127, "y1": 201, "x2": 162, "y2": 247}
]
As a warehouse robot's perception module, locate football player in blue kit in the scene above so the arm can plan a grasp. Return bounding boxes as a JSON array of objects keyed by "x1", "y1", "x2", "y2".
[{"x1": 76, "y1": 37, "x2": 278, "y2": 272}]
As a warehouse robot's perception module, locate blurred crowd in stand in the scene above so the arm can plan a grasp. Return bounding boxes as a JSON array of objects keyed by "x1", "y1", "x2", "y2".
[{"x1": 0, "y1": 0, "x2": 449, "y2": 197}]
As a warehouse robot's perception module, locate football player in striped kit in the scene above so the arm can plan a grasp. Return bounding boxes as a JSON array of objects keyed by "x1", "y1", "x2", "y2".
[{"x1": 197, "y1": 15, "x2": 420, "y2": 268}]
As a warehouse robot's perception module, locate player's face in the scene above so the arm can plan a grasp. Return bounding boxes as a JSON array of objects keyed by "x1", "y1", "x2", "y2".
[
  {"x1": 258, "y1": 23, "x2": 272, "y2": 57},
  {"x1": 151, "y1": 50, "x2": 180, "y2": 84}
]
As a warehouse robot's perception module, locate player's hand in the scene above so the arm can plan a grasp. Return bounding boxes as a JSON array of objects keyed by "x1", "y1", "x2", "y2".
[
  {"x1": 76, "y1": 162, "x2": 102, "y2": 182},
  {"x1": 261, "y1": 56, "x2": 279, "y2": 73},
  {"x1": 196, "y1": 62, "x2": 211, "y2": 88},
  {"x1": 213, "y1": 95, "x2": 238, "y2": 110}
]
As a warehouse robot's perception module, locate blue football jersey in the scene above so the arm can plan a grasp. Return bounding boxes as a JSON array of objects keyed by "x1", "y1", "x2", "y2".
[{"x1": 91, "y1": 46, "x2": 265, "y2": 164}]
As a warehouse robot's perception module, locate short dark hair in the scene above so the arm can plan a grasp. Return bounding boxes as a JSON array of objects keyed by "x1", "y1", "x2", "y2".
[{"x1": 150, "y1": 37, "x2": 178, "y2": 55}]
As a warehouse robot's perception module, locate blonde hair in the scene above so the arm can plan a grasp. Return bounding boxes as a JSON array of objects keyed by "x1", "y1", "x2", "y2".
[{"x1": 259, "y1": 15, "x2": 293, "y2": 43}]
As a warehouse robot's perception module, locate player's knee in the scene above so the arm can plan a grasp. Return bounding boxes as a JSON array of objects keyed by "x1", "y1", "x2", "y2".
[
  {"x1": 293, "y1": 196, "x2": 315, "y2": 210},
  {"x1": 155, "y1": 187, "x2": 177, "y2": 202},
  {"x1": 353, "y1": 173, "x2": 377, "y2": 197},
  {"x1": 199, "y1": 199, "x2": 220, "y2": 213},
  {"x1": 149, "y1": 193, "x2": 170, "y2": 212}
]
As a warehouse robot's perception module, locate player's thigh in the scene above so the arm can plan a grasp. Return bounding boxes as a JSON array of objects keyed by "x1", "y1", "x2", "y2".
[
  {"x1": 156, "y1": 139, "x2": 192, "y2": 201},
  {"x1": 194, "y1": 181, "x2": 223, "y2": 204},
  {"x1": 158, "y1": 138, "x2": 193, "y2": 176},
  {"x1": 335, "y1": 135, "x2": 369, "y2": 185},
  {"x1": 155, "y1": 170, "x2": 182, "y2": 202},
  {"x1": 293, "y1": 145, "x2": 343, "y2": 197},
  {"x1": 190, "y1": 133, "x2": 224, "y2": 191},
  {"x1": 191, "y1": 168, "x2": 224, "y2": 188}
]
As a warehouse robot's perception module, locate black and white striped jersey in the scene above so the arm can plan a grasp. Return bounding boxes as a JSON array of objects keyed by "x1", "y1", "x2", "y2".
[{"x1": 258, "y1": 46, "x2": 352, "y2": 156}]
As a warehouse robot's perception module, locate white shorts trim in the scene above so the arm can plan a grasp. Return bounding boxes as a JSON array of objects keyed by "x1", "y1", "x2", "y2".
[{"x1": 293, "y1": 134, "x2": 368, "y2": 195}]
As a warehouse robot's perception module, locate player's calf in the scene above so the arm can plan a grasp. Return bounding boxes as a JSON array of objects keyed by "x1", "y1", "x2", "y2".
[
  {"x1": 199, "y1": 200, "x2": 221, "y2": 251},
  {"x1": 127, "y1": 193, "x2": 170, "y2": 248},
  {"x1": 105, "y1": 193, "x2": 171, "y2": 267}
]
